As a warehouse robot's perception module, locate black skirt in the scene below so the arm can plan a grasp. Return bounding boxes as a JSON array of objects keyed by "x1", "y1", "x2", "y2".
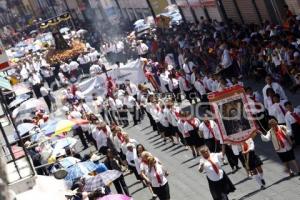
[
  {"x1": 187, "y1": 129, "x2": 204, "y2": 147},
  {"x1": 152, "y1": 182, "x2": 170, "y2": 200},
  {"x1": 164, "y1": 126, "x2": 173, "y2": 137},
  {"x1": 245, "y1": 150, "x2": 263, "y2": 171},
  {"x1": 204, "y1": 138, "x2": 221, "y2": 153},
  {"x1": 207, "y1": 172, "x2": 235, "y2": 200},
  {"x1": 291, "y1": 122, "x2": 300, "y2": 145},
  {"x1": 277, "y1": 149, "x2": 295, "y2": 163}
]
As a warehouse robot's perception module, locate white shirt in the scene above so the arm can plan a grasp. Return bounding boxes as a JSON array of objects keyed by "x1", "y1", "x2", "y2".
[
  {"x1": 183, "y1": 61, "x2": 195, "y2": 82},
  {"x1": 178, "y1": 76, "x2": 191, "y2": 92},
  {"x1": 121, "y1": 139, "x2": 138, "y2": 155},
  {"x1": 108, "y1": 97, "x2": 118, "y2": 111},
  {"x1": 40, "y1": 86, "x2": 49, "y2": 97},
  {"x1": 92, "y1": 126, "x2": 111, "y2": 150},
  {"x1": 126, "y1": 83, "x2": 138, "y2": 96},
  {"x1": 137, "y1": 43, "x2": 149, "y2": 55},
  {"x1": 178, "y1": 119, "x2": 185, "y2": 135},
  {"x1": 89, "y1": 50, "x2": 100, "y2": 62},
  {"x1": 199, "y1": 153, "x2": 224, "y2": 181},
  {"x1": 262, "y1": 82, "x2": 287, "y2": 101},
  {"x1": 269, "y1": 101, "x2": 288, "y2": 124},
  {"x1": 220, "y1": 49, "x2": 232, "y2": 68},
  {"x1": 126, "y1": 148, "x2": 137, "y2": 167},
  {"x1": 190, "y1": 73, "x2": 196, "y2": 85},
  {"x1": 261, "y1": 126, "x2": 292, "y2": 152},
  {"x1": 285, "y1": 109, "x2": 300, "y2": 133},
  {"x1": 69, "y1": 61, "x2": 79, "y2": 71},
  {"x1": 123, "y1": 96, "x2": 136, "y2": 109},
  {"x1": 147, "y1": 162, "x2": 168, "y2": 187},
  {"x1": 158, "y1": 108, "x2": 169, "y2": 127},
  {"x1": 199, "y1": 120, "x2": 223, "y2": 143},
  {"x1": 159, "y1": 71, "x2": 170, "y2": 92},
  {"x1": 183, "y1": 118, "x2": 200, "y2": 137},
  {"x1": 168, "y1": 78, "x2": 179, "y2": 92},
  {"x1": 60, "y1": 63, "x2": 70, "y2": 73},
  {"x1": 89, "y1": 64, "x2": 102, "y2": 75},
  {"x1": 194, "y1": 80, "x2": 206, "y2": 96},
  {"x1": 178, "y1": 54, "x2": 184, "y2": 68}
]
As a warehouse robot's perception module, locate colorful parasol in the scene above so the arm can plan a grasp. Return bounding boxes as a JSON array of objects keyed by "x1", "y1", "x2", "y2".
[{"x1": 42, "y1": 118, "x2": 89, "y2": 136}]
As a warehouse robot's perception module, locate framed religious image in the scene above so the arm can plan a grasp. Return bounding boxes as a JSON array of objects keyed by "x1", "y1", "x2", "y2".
[{"x1": 208, "y1": 85, "x2": 257, "y2": 143}]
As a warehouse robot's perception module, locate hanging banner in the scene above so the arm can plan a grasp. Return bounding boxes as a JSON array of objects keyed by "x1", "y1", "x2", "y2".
[
  {"x1": 108, "y1": 59, "x2": 147, "y2": 84},
  {"x1": 208, "y1": 85, "x2": 258, "y2": 144},
  {"x1": 0, "y1": 40, "x2": 9, "y2": 71}
]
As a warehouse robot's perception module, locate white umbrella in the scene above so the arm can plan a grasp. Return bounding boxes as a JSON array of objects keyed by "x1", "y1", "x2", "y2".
[
  {"x1": 9, "y1": 93, "x2": 31, "y2": 108},
  {"x1": 12, "y1": 98, "x2": 48, "y2": 119},
  {"x1": 76, "y1": 29, "x2": 87, "y2": 35},
  {"x1": 52, "y1": 137, "x2": 78, "y2": 157},
  {"x1": 60, "y1": 27, "x2": 70, "y2": 34},
  {"x1": 15, "y1": 123, "x2": 36, "y2": 138}
]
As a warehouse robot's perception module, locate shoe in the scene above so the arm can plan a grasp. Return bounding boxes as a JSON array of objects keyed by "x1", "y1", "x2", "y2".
[
  {"x1": 261, "y1": 179, "x2": 266, "y2": 186},
  {"x1": 260, "y1": 185, "x2": 266, "y2": 190},
  {"x1": 223, "y1": 161, "x2": 228, "y2": 165},
  {"x1": 152, "y1": 194, "x2": 157, "y2": 200}
]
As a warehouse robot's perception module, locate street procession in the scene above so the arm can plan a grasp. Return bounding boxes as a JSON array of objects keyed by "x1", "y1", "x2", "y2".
[{"x1": 1, "y1": 1, "x2": 300, "y2": 200}]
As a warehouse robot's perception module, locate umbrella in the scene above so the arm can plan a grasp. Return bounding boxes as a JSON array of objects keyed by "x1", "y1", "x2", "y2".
[
  {"x1": 15, "y1": 41, "x2": 27, "y2": 47},
  {"x1": 29, "y1": 30, "x2": 38, "y2": 35},
  {"x1": 83, "y1": 170, "x2": 122, "y2": 192},
  {"x1": 76, "y1": 29, "x2": 87, "y2": 35},
  {"x1": 59, "y1": 157, "x2": 80, "y2": 168},
  {"x1": 60, "y1": 27, "x2": 70, "y2": 34},
  {"x1": 65, "y1": 161, "x2": 98, "y2": 182},
  {"x1": 12, "y1": 83, "x2": 31, "y2": 96},
  {"x1": 9, "y1": 93, "x2": 31, "y2": 108},
  {"x1": 14, "y1": 123, "x2": 36, "y2": 139},
  {"x1": 98, "y1": 194, "x2": 132, "y2": 200},
  {"x1": 52, "y1": 137, "x2": 78, "y2": 156},
  {"x1": 134, "y1": 19, "x2": 145, "y2": 27},
  {"x1": 42, "y1": 118, "x2": 88, "y2": 136},
  {"x1": 12, "y1": 98, "x2": 48, "y2": 119}
]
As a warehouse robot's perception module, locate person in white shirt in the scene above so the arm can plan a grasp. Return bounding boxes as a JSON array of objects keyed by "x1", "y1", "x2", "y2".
[
  {"x1": 199, "y1": 115, "x2": 223, "y2": 153},
  {"x1": 284, "y1": 101, "x2": 300, "y2": 145},
  {"x1": 158, "y1": 103, "x2": 174, "y2": 144},
  {"x1": 194, "y1": 74, "x2": 208, "y2": 105},
  {"x1": 106, "y1": 95, "x2": 119, "y2": 125},
  {"x1": 92, "y1": 122, "x2": 112, "y2": 154},
  {"x1": 219, "y1": 43, "x2": 234, "y2": 78},
  {"x1": 89, "y1": 61, "x2": 102, "y2": 76},
  {"x1": 145, "y1": 156, "x2": 170, "y2": 200},
  {"x1": 39, "y1": 84, "x2": 52, "y2": 112},
  {"x1": 241, "y1": 137, "x2": 265, "y2": 189},
  {"x1": 178, "y1": 49, "x2": 185, "y2": 69},
  {"x1": 68, "y1": 60, "x2": 80, "y2": 81},
  {"x1": 126, "y1": 143, "x2": 142, "y2": 181},
  {"x1": 182, "y1": 111, "x2": 203, "y2": 157},
  {"x1": 166, "y1": 101, "x2": 183, "y2": 145},
  {"x1": 269, "y1": 94, "x2": 288, "y2": 124},
  {"x1": 262, "y1": 75, "x2": 287, "y2": 103},
  {"x1": 159, "y1": 68, "x2": 171, "y2": 93},
  {"x1": 260, "y1": 119, "x2": 300, "y2": 176},
  {"x1": 167, "y1": 73, "x2": 181, "y2": 102},
  {"x1": 29, "y1": 72, "x2": 42, "y2": 98},
  {"x1": 125, "y1": 79, "x2": 138, "y2": 99},
  {"x1": 199, "y1": 145, "x2": 235, "y2": 200},
  {"x1": 245, "y1": 87, "x2": 268, "y2": 130},
  {"x1": 264, "y1": 87, "x2": 276, "y2": 113},
  {"x1": 182, "y1": 58, "x2": 195, "y2": 82},
  {"x1": 123, "y1": 92, "x2": 140, "y2": 125},
  {"x1": 60, "y1": 62, "x2": 70, "y2": 78},
  {"x1": 178, "y1": 71, "x2": 194, "y2": 104}
]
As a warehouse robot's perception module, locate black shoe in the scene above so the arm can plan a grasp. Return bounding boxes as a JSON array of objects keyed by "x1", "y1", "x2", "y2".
[
  {"x1": 261, "y1": 179, "x2": 266, "y2": 186},
  {"x1": 260, "y1": 185, "x2": 266, "y2": 190}
]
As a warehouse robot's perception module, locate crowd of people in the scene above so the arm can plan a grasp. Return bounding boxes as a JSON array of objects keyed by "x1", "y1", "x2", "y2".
[{"x1": 6, "y1": 5, "x2": 300, "y2": 200}]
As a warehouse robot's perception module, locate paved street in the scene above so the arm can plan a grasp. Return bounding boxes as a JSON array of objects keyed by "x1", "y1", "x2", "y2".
[{"x1": 2, "y1": 75, "x2": 300, "y2": 200}]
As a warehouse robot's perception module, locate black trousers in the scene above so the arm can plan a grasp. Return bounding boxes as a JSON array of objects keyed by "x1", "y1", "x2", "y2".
[
  {"x1": 128, "y1": 165, "x2": 141, "y2": 181},
  {"x1": 107, "y1": 110, "x2": 118, "y2": 125},
  {"x1": 43, "y1": 95, "x2": 52, "y2": 112},
  {"x1": 173, "y1": 87, "x2": 182, "y2": 103},
  {"x1": 131, "y1": 106, "x2": 140, "y2": 125},
  {"x1": 225, "y1": 145, "x2": 239, "y2": 169},
  {"x1": 113, "y1": 175, "x2": 130, "y2": 196},
  {"x1": 119, "y1": 110, "x2": 129, "y2": 126},
  {"x1": 147, "y1": 111, "x2": 157, "y2": 131},
  {"x1": 32, "y1": 84, "x2": 42, "y2": 98}
]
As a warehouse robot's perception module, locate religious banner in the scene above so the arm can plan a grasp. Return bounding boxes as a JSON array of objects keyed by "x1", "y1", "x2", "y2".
[{"x1": 208, "y1": 85, "x2": 257, "y2": 143}]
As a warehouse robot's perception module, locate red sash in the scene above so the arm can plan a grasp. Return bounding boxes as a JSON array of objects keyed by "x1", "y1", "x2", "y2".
[
  {"x1": 274, "y1": 126, "x2": 288, "y2": 149},
  {"x1": 153, "y1": 165, "x2": 162, "y2": 184},
  {"x1": 208, "y1": 157, "x2": 219, "y2": 175},
  {"x1": 291, "y1": 112, "x2": 300, "y2": 125},
  {"x1": 204, "y1": 121, "x2": 216, "y2": 140},
  {"x1": 187, "y1": 118, "x2": 197, "y2": 129}
]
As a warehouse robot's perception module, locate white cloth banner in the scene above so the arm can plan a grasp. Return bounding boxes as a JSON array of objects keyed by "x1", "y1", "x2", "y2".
[
  {"x1": 79, "y1": 59, "x2": 146, "y2": 98},
  {"x1": 108, "y1": 59, "x2": 146, "y2": 84}
]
